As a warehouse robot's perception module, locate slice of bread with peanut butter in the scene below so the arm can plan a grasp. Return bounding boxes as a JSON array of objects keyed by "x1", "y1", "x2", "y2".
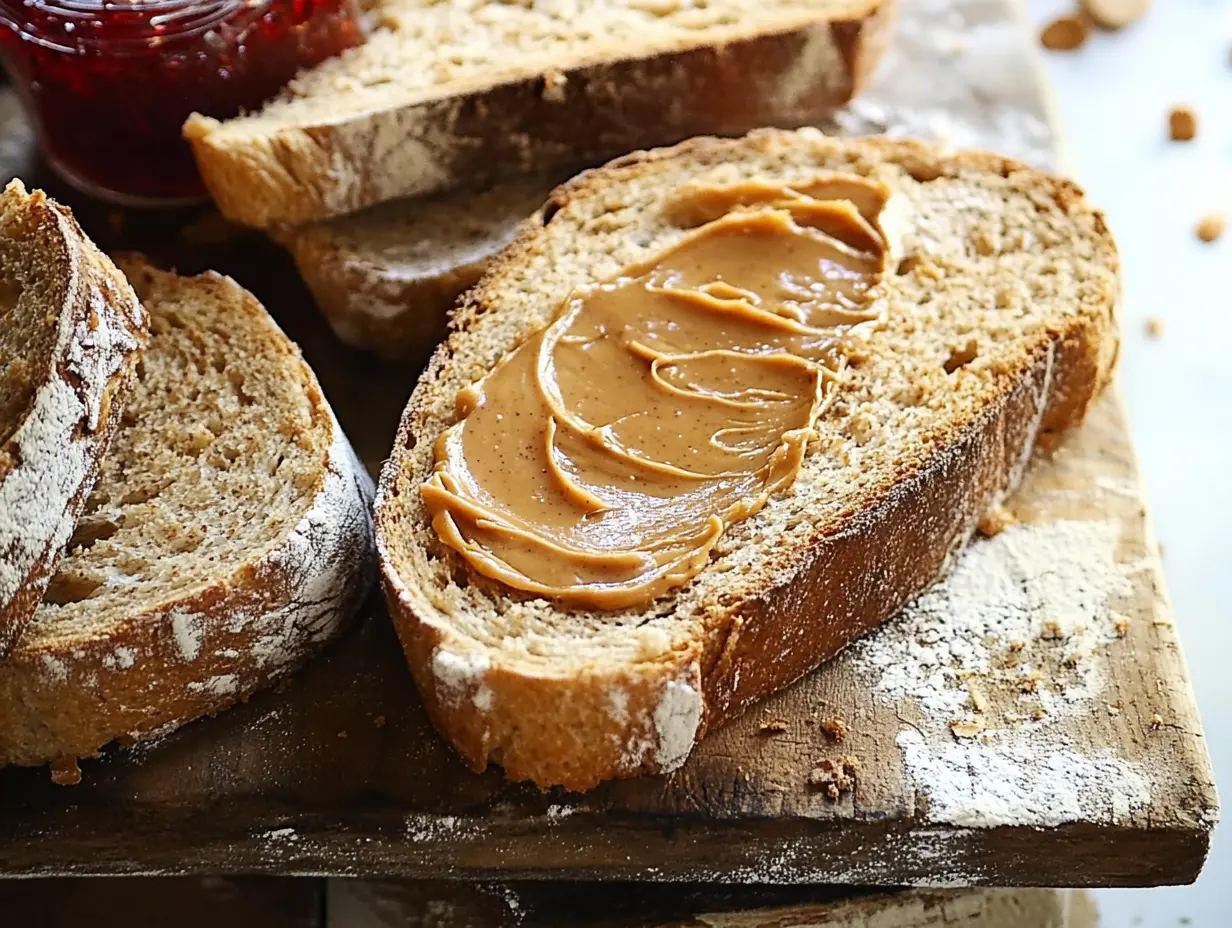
[
  {"x1": 374, "y1": 130, "x2": 1120, "y2": 791},
  {"x1": 184, "y1": 0, "x2": 896, "y2": 228}
]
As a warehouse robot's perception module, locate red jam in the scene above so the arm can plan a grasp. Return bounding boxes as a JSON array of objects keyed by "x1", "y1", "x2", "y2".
[{"x1": 0, "y1": 1, "x2": 364, "y2": 205}]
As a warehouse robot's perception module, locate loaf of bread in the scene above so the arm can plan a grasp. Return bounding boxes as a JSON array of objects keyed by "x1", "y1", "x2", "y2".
[
  {"x1": 375, "y1": 130, "x2": 1120, "y2": 791},
  {"x1": 185, "y1": 0, "x2": 895, "y2": 227},
  {"x1": 273, "y1": 176, "x2": 557, "y2": 358},
  {"x1": 0, "y1": 258, "x2": 374, "y2": 781},
  {"x1": 0, "y1": 181, "x2": 146, "y2": 657}
]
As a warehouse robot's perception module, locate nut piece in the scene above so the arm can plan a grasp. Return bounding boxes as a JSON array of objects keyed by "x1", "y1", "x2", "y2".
[
  {"x1": 1040, "y1": 15, "x2": 1089, "y2": 51},
  {"x1": 978, "y1": 504, "x2": 1016, "y2": 537},
  {"x1": 1196, "y1": 214, "x2": 1225, "y2": 244},
  {"x1": 1168, "y1": 106, "x2": 1198, "y2": 142},
  {"x1": 1081, "y1": 0, "x2": 1150, "y2": 30}
]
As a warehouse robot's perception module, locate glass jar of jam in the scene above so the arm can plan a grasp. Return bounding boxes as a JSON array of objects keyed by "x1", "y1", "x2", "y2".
[{"x1": 0, "y1": 1, "x2": 364, "y2": 205}]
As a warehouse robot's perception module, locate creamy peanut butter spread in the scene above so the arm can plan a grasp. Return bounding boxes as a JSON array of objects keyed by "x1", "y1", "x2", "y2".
[{"x1": 423, "y1": 175, "x2": 893, "y2": 609}]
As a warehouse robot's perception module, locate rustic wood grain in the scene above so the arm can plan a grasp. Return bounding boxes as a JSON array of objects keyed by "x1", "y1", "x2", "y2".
[
  {"x1": 0, "y1": 0, "x2": 1216, "y2": 887},
  {"x1": 326, "y1": 882, "x2": 1097, "y2": 927},
  {"x1": 0, "y1": 877, "x2": 322, "y2": 928}
]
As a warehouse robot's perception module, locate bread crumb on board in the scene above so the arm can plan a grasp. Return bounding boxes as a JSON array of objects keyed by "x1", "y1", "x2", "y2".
[
  {"x1": 808, "y1": 756, "x2": 860, "y2": 799},
  {"x1": 1196, "y1": 214, "x2": 1225, "y2": 244},
  {"x1": 1080, "y1": 0, "x2": 1150, "y2": 31},
  {"x1": 1150, "y1": 712, "x2": 1165, "y2": 730},
  {"x1": 1040, "y1": 15, "x2": 1089, "y2": 51},
  {"x1": 1144, "y1": 317, "x2": 1165, "y2": 339},
  {"x1": 978, "y1": 504, "x2": 1016, "y2": 537},
  {"x1": 1168, "y1": 105, "x2": 1198, "y2": 142},
  {"x1": 819, "y1": 717, "x2": 849, "y2": 742},
  {"x1": 950, "y1": 718, "x2": 986, "y2": 739},
  {"x1": 759, "y1": 718, "x2": 789, "y2": 735},
  {"x1": 50, "y1": 756, "x2": 82, "y2": 786}
]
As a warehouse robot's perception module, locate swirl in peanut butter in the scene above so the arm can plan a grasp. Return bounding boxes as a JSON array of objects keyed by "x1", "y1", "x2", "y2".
[{"x1": 423, "y1": 176, "x2": 892, "y2": 609}]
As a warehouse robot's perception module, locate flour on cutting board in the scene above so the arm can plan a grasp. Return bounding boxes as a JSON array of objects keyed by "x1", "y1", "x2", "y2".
[{"x1": 854, "y1": 518, "x2": 1153, "y2": 828}]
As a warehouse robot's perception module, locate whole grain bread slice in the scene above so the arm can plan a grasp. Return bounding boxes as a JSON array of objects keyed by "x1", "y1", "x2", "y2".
[
  {"x1": 274, "y1": 175, "x2": 557, "y2": 359},
  {"x1": 184, "y1": 0, "x2": 895, "y2": 227},
  {"x1": 0, "y1": 181, "x2": 146, "y2": 657},
  {"x1": 0, "y1": 257, "x2": 374, "y2": 781},
  {"x1": 375, "y1": 130, "x2": 1120, "y2": 791}
]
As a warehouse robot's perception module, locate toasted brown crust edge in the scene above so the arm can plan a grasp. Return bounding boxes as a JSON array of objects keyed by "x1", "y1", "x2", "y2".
[
  {"x1": 188, "y1": 2, "x2": 895, "y2": 227},
  {"x1": 0, "y1": 192, "x2": 146, "y2": 658},
  {"x1": 0, "y1": 261, "x2": 377, "y2": 776},
  {"x1": 376, "y1": 134, "x2": 1120, "y2": 791}
]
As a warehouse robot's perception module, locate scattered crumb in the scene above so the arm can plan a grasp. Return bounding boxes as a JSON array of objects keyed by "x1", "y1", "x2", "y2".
[
  {"x1": 1008, "y1": 641, "x2": 1025, "y2": 653},
  {"x1": 808, "y1": 756, "x2": 860, "y2": 798},
  {"x1": 950, "y1": 718, "x2": 986, "y2": 739},
  {"x1": 1150, "y1": 713, "x2": 1164, "y2": 730},
  {"x1": 1144, "y1": 317, "x2": 1165, "y2": 339},
  {"x1": 1031, "y1": 707, "x2": 1048, "y2": 721},
  {"x1": 1196, "y1": 213, "x2": 1225, "y2": 244},
  {"x1": 1041, "y1": 620, "x2": 1064, "y2": 640},
  {"x1": 759, "y1": 718, "x2": 789, "y2": 735},
  {"x1": 1168, "y1": 105, "x2": 1197, "y2": 142},
  {"x1": 1017, "y1": 671, "x2": 1042, "y2": 693},
  {"x1": 1115, "y1": 618, "x2": 1130, "y2": 637},
  {"x1": 819, "y1": 717, "x2": 849, "y2": 742},
  {"x1": 1080, "y1": 0, "x2": 1150, "y2": 31},
  {"x1": 337, "y1": 730, "x2": 348, "y2": 740},
  {"x1": 49, "y1": 756, "x2": 82, "y2": 787},
  {"x1": 978, "y1": 504, "x2": 1016, "y2": 537},
  {"x1": 1040, "y1": 15, "x2": 1089, "y2": 51},
  {"x1": 1107, "y1": 702, "x2": 1123, "y2": 716},
  {"x1": 373, "y1": 715, "x2": 387, "y2": 729},
  {"x1": 967, "y1": 684, "x2": 988, "y2": 713}
]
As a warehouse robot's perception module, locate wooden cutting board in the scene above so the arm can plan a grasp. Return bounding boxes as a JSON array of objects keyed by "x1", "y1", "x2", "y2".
[{"x1": 0, "y1": 0, "x2": 1217, "y2": 887}]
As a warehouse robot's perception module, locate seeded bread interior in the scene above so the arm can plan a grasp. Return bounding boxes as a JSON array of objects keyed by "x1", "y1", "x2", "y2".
[{"x1": 0, "y1": 258, "x2": 374, "y2": 774}]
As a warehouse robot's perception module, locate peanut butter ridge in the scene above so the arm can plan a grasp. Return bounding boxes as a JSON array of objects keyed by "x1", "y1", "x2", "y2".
[{"x1": 423, "y1": 175, "x2": 892, "y2": 609}]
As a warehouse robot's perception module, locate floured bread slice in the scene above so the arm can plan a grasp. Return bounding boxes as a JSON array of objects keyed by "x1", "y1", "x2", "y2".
[
  {"x1": 184, "y1": 0, "x2": 895, "y2": 227},
  {"x1": 274, "y1": 175, "x2": 556, "y2": 359},
  {"x1": 0, "y1": 257, "x2": 374, "y2": 781},
  {"x1": 375, "y1": 130, "x2": 1120, "y2": 791},
  {"x1": 0, "y1": 181, "x2": 146, "y2": 657}
]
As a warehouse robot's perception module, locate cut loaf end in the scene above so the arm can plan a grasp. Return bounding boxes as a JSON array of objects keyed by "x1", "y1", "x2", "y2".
[
  {"x1": 185, "y1": 0, "x2": 894, "y2": 227},
  {"x1": 0, "y1": 181, "x2": 146, "y2": 656},
  {"x1": 375, "y1": 130, "x2": 1120, "y2": 791},
  {"x1": 274, "y1": 175, "x2": 558, "y2": 359},
  {"x1": 0, "y1": 258, "x2": 375, "y2": 776}
]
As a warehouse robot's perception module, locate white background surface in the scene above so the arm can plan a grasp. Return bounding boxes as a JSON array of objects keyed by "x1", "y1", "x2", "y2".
[{"x1": 1026, "y1": 1, "x2": 1231, "y2": 923}]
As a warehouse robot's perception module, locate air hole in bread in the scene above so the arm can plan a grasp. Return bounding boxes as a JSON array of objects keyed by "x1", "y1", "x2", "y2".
[
  {"x1": 68, "y1": 515, "x2": 122, "y2": 552},
  {"x1": 541, "y1": 200, "x2": 562, "y2": 226},
  {"x1": 43, "y1": 571, "x2": 103, "y2": 605},
  {"x1": 944, "y1": 340, "x2": 979, "y2": 374}
]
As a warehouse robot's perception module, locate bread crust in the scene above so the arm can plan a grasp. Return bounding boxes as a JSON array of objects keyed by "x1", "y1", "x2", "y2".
[
  {"x1": 0, "y1": 264, "x2": 376, "y2": 777},
  {"x1": 186, "y1": 2, "x2": 896, "y2": 227},
  {"x1": 274, "y1": 221, "x2": 469, "y2": 360},
  {"x1": 0, "y1": 182, "x2": 146, "y2": 658},
  {"x1": 375, "y1": 133, "x2": 1121, "y2": 791}
]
